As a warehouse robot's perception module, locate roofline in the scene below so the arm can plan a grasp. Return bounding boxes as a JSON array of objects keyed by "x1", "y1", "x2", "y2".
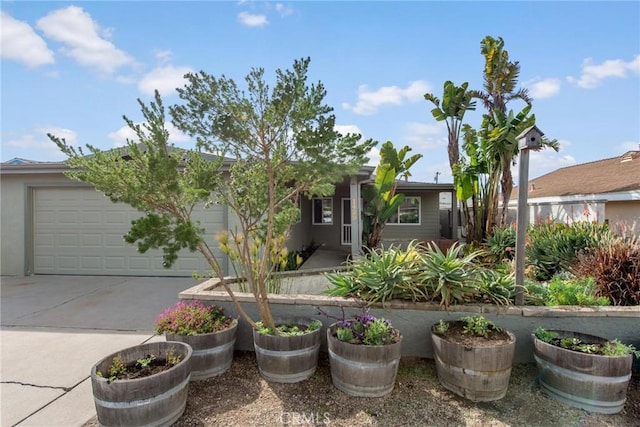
[
  {"x1": 396, "y1": 182, "x2": 455, "y2": 190},
  {"x1": 507, "y1": 190, "x2": 640, "y2": 206},
  {"x1": 1, "y1": 160, "x2": 376, "y2": 177}
]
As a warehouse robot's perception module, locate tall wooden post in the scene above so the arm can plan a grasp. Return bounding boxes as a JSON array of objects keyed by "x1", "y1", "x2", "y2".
[{"x1": 515, "y1": 126, "x2": 544, "y2": 305}]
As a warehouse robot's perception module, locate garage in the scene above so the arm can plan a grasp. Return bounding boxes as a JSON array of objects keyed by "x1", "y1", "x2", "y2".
[{"x1": 32, "y1": 186, "x2": 227, "y2": 276}]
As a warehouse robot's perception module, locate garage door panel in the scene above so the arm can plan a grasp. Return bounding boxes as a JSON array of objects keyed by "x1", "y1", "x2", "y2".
[{"x1": 33, "y1": 187, "x2": 227, "y2": 276}]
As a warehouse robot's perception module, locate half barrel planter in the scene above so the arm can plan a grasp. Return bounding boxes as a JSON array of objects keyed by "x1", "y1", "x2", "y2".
[
  {"x1": 533, "y1": 330, "x2": 633, "y2": 414},
  {"x1": 327, "y1": 323, "x2": 403, "y2": 397},
  {"x1": 165, "y1": 319, "x2": 238, "y2": 380},
  {"x1": 253, "y1": 317, "x2": 321, "y2": 383},
  {"x1": 91, "y1": 341, "x2": 192, "y2": 427},
  {"x1": 431, "y1": 326, "x2": 516, "y2": 402}
]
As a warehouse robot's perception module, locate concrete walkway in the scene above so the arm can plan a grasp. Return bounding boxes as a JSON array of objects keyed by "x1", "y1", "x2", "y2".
[{"x1": 0, "y1": 275, "x2": 199, "y2": 427}]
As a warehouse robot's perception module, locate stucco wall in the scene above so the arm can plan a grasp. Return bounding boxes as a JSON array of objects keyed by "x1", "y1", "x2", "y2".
[
  {"x1": 605, "y1": 200, "x2": 640, "y2": 236},
  {"x1": 180, "y1": 283, "x2": 640, "y2": 365}
]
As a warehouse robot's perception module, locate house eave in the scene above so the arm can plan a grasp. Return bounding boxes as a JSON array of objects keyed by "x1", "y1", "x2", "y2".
[{"x1": 507, "y1": 190, "x2": 640, "y2": 207}]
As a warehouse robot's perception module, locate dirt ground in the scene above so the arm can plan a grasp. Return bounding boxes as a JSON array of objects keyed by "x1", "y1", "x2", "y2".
[
  {"x1": 85, "y1": 350, "x2": 639, "y2": 427},
  {"x1": 180, "y1": 351, "x2": 640, "y2": 427}
]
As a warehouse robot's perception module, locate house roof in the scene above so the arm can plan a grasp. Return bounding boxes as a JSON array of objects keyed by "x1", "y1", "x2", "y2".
[{"x1": 511, "y1": 150, "x2": 640, "y2": 200}]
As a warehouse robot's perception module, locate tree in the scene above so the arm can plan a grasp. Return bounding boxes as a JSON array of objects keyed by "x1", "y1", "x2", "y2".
[
  {"x1": 424, "y1": 81, "x2": 476, "y2": 171},
  {"x1": 361, "y1": 141, "x2": 422, "y2": 249},
  {"x1": 50, "y1": 57, "x2": 376, "y2": 333},
  {"x1": 469, "y1": 35, "x2": 535, "y2": 227}
]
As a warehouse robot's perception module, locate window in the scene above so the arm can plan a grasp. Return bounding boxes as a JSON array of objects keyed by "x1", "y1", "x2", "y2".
[
  {"x1": 388, "y1": 196, "x2": 420, "y2": 225},
  {"x1": 312, "y1": 198, "x2": 333, "y2": 225}
]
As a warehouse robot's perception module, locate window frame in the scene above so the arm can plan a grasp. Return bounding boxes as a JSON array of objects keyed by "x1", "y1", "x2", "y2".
[
  {"x1": 387, "y1": 196, "x2": 421, "y2": 225},
  {"x1": 311, "y1": 197, "x2": 334, "y2": 225}
]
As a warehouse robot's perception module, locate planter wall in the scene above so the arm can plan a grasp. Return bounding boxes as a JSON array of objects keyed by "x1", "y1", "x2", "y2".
[
  {"x1": 165, "y1": 319, "x2": 237, "y2": 380},
  {"x1": 253, "y1": 317, "x2": 321, "y2": 383},
  {"x1": 533, "y1": 331, "x2": 633, "y2": 414},
  {"x1": 327, "y1": 323, "x2": 402, "y2": 397},
  {"x1": 431, "y1": 330, "x2": 516, "y2": 401},
  {"x1": 180, "y1": 280, "x2": 640, "y2": 364},
  {"x1": 91, "y1": 341, "x2": 192, "y2": 427}
]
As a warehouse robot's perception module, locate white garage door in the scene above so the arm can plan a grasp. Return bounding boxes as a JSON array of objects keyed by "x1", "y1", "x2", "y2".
[{"x1": 33, "y1": 187, "x2": 227, "y2": 276}]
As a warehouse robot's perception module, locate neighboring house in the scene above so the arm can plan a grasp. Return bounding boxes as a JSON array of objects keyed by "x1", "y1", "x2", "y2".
[
  {"x1": 1, "y1": 158, "x2": 455, "y2": 277},
  {"x1": 508, "y1": 150, "x2": 640, "y2": 236}
]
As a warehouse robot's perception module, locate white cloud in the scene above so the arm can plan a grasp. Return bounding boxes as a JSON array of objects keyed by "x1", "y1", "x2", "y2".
[
  {"x1": 567, "y1": 55, "x2": 640, "y2": 89},
  {"x1": 514, "y1": 140, "x2": 576, "y2": 181},
  {"x1": 523, "y1": 77, "x2": 561, "y2": 99},
  {"x1": 36, "y1": 6, "x2": 134, "y2": 76},
  {"x1": 154, "y1": 49, "x2": 173, "y2": 64},
  {"x1": 342, "y1": 80, "x2": 430, "y2": 115},
  {"x1": 5, "y1": 127, "x2": 78, "y2": 160},
  {"x1": 404, "y1": 122, "x2": 447, "y2": 151},
  {"x1": 238, "y1": 12, "x2": 268, "y2": 27},
  {"x1": 275, "y1": 3, "x2": 294, "y2": 17},
  {"x1": 366, "y1": 146, "x2": 380, "y2": 167},
  {"x1": 138, "y1": 65, "x2": 193, "y2": 96},
  {"x1": 335, "y1": 124, "x2": 363, "y2": 137},
  {"x1": 108, "y1": 122, "x2": 190, "y2": 147},
  {"x1": 0, "y1": 12, "x2": 55, "y2": 67}
]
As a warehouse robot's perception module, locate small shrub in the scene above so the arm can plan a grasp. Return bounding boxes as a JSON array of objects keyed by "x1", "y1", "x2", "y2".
[
  {"x1": 546, "y1": 276, "x2": 609, "y2": 306},
  {"x1": 460, "y1": 314, "x2": 501, "y2": 339},
  {"x1": 535, "y1": 328, "x2": 640, "y2": 358},
  {"x1": 526, "y1": 222, "x2": 614, "y2": 281},
  {"x1": 573, "y1": 238, "x2": 640, "y2": 306},
  {"x1": 155, "y1": 301, "x2": 234, "y2": 336},
  {"x1": 485, "y1": 225, "x2": 516, "y2": 265}
]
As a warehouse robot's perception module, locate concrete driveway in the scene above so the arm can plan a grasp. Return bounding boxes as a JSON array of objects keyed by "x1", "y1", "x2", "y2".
[{"x1": 0, "y1": 275, "x2": 199, "y2": 427}]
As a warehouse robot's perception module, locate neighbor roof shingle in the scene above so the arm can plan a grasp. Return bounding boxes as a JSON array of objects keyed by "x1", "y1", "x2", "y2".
[{"x1": 511, "y1": 151, "x2": 640, "y2": 199}]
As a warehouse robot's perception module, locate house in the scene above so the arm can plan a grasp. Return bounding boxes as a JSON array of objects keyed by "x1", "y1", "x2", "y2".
[
  {"x1": 508, "y1": 150, "x2": 640, "y2": 235},
  {"x1": 0, "y1": 159, "x2": 455, "y2": 277}
]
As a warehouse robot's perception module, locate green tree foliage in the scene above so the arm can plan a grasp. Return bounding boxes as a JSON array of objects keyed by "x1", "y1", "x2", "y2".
[
  {"x1": 362, "y1": 141, "x2": 422, "y2": 249},
  {"x1": 424, "y1": 81, "x2": 476, "y2": 171},
  {"x1": 50, "y1": 57, "x2": 376, "y2": 332}
]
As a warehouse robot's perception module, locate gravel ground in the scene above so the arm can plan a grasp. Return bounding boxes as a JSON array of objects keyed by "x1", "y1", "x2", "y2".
[{"x1": 85, "y1": 351, "x2": 639, "y2": 427}]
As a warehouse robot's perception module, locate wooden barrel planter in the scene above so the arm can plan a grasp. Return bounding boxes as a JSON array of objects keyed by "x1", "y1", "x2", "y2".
[
  {"x1": 91, "y1": 341, "x2": 192, "y2": 427},
  {"x1": 253, "y1": 317, "x2": 321, "y2": 383},
  {"x1": 165, "y1": 319, "x2": 237, "y2": 380},
  {"x1": 431, "y1": 328, "x2": 516, "y2": 402},
  {"x1": 533, "y1": 330, "x2": 633, "y2": 414},
  {"x1": 327, "y1": 323, "x2": 402, "y2": 397}
]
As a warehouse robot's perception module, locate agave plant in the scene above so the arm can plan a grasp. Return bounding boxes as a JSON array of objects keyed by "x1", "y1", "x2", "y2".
[
  {"x1": 326, "y1": 241, "x2": 429, "y2": 305},
  {"x1": 416, "y1": 242, "x2": 483, "y2": 308}
]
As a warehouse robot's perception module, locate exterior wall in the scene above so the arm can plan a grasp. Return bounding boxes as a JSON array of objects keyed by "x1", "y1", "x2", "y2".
[
  {"x1": 287, "y1": 195, "x2": 314, "y2": 252},
  {"x1": 529, "y1": 201, "x2": 606, "y2": 225},
  {"x1": 381, "y1": 191, "x2": 441, "y2": 247},
  {"x1": 1, "y1": 173, "x2": 81, "y2": 276},
  {"x1": 308, "y1": 187, "x2": 350, "y2": 251},
  {"x1": 605, "y1": 200, "x2": 640, "y2": 237}
]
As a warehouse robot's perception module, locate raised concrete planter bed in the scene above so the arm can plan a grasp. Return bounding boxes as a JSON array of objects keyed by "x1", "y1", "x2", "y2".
[{"x1": 180, "y1": 277, "x2": 640, "y2": 364}]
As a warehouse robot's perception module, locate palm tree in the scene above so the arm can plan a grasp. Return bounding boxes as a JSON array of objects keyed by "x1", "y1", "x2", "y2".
[
  {"x1": 424, "y1": 81, "x2": 477, "y2": 171},
  {"x1": 469, "y1": 36, "x2": 532, "y2": 227}
]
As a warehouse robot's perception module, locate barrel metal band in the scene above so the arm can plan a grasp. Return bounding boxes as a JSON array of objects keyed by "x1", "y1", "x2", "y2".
[
  {"x1": 534, "y1": 354, "x2": 632, "y2": 384},
  {"x1": 193, "y1": 339, "x2": 235, "y2": 356},
  {"x1": 328, "y1": 349, "x2": 400, "y2": 368},
  {"x1": 254, "y1": 342, "x2": 320, "y2": 357},
  {"x1": 94, "y1": 375, "x2": 190, "y2": 409}
]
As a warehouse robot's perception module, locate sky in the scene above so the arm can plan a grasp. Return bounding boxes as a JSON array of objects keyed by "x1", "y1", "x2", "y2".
[{"x1": 1, "y1": 1, "x2": 639, "y2": 184}]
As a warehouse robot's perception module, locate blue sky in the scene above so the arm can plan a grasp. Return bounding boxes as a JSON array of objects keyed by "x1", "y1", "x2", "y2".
[{"x1": 2, "y1": 1, "x2": 639, "y2": 183}]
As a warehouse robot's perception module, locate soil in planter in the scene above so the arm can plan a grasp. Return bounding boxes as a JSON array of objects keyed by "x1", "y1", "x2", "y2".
[
  {"x1": 100, "y1": 355, "x2": 178, "y2": 381},
  {"x1": 435, "y1": 321, "x2": 512, "y2": 348}
]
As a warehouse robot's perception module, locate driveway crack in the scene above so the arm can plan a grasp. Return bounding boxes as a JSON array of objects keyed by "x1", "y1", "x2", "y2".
[{"x1": 1, "y1": 380, "x2": 72, "y2": 392}]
